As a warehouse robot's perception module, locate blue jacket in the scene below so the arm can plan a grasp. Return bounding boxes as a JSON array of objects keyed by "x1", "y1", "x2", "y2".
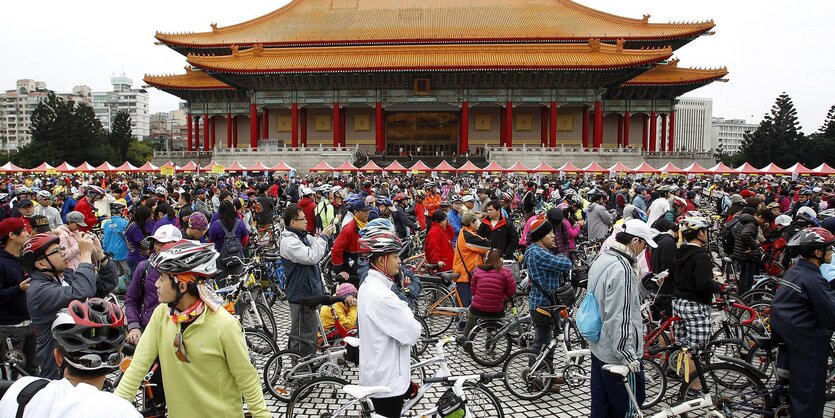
[
  {"x1": 0, "y1": 248, "x2": 29, "y2": 325},
  {"x1": 102, "y1": 216, "x2": 129, "y2": 261},
  {"x1": 448, "y1": 209, "x2": 463, "y2": 245},
  {"x1": 771, "y1": 259, "x2": 835, "y2": 341},
  {"x1": 279, "y1": 227, "x2": 328, "y2": 303},
  {"x1": 61, "y1": 197, "x2": 77, "y2": 222}
]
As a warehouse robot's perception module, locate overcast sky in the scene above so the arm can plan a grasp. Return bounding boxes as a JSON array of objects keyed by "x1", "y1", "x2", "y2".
[{"x1": 3, "y1": 0, "x2": 833, "y2": 134}]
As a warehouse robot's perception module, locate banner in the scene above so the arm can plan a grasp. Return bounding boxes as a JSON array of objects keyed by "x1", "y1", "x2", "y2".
[
  {"x1": 160, "y1": 166, "x2": 175, "y2": 176},
  {"x1": 46, "y1": 168, "x2": 58, "y2": 176},
  {"x1": 211, "y1": 165, "x2": 225, "y2": 174}
]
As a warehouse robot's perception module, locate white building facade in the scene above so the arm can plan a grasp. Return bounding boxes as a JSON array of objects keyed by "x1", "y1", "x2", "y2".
[
  {"x1": 92, "y1": 75, "x2": 150, "y2": 138},
  {"x1": 673, "y1": 97, "x2": 713, "y2": 152},
  {"x1": 0, "y1": 80, "x2": 51, "y2": 152},
  {"x1": 712, "y1": 117, "x2": 757, "y2": 155}
]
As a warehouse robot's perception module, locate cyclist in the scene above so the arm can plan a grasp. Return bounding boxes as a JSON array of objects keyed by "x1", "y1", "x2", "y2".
[
  {"x1": 22, "y1": 232, "x2": 116, "y2": 380},
  {"x1": 770, "y1": 227, "x2": 835, "y2": 417},
  {"x1": 34, "y1": 190, "x2": 62, "y2": 230},
  {"x1": 0, "y1": 299, "x2": 140, "y2": 417},
  {"x1": 73, "y1": 186, "x2": 105, "y2": 232},
  {"x1": 357, "y1": 229, "x2": 422, "y2": 418},
  {"x1": 0, "y1": 218, "x2": 36, "y2": 375},
  {"x1": 115, "y1": 240, "x2": 270, "y2": 417},
  {"x1": 332, "y1": 194, "x2": 374, "y2": 285},
  {"x1": 391, "y1": 193, "x2": 418, "y2": 239}
]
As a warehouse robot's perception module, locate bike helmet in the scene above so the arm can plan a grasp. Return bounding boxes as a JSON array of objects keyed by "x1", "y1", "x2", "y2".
[
  {"x1": 20, "y1": 233, "x2": 61, "y2": 272},
  {"x1": 14, "y1": 186, "x2": 32, "y2": 196},
  {"x1": 818, "y1": 208, "x2": 835, "y2": 221},
  {"x1": 51, "y1": 298, "x2": 126, "y2": 371},
  {"x1": 375, "y1": 196, "x2": 394, "y2": 207},
  {"x1": 359, "y1": 231, "x2": 403, "y2": 255},
  {"x1": 344, "y1": 193, "x2": 371, "y2": 212},
  {"x1": 392, "y1": 192, "x2": 408, "y2": 202},
  {"x1": 678, "y1": 217, "x2": 711, "y2": 234},
  {"x1": 359, "y1": 218, "x2": 396, "y2": 237},
  {"x1": 85, "y1": 185, "x2": 106, "y2": 198},
  {"x1": 0, "y1": 193, "x2": 8, "y2": 203},
  {"x1": 152, "y1": 240, "x2": 219, "y2": 277},
  {"x1": 786, "y1": 227, "x2": 835, "y2": 250},
  {"x1": 564, "y1": 188, "x2": 578, "y2": 197},
  {"x1": 36, "y1": 190, "x2": 52, "y2": 200},
  {"x1": 632, "y1": 208, "x2": 648, "y2": 223}
]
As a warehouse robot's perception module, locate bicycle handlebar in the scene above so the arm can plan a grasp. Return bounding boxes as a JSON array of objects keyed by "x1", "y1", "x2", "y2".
[{"x1": 423, "y1": 372, "x2": 504, "y2": 385}]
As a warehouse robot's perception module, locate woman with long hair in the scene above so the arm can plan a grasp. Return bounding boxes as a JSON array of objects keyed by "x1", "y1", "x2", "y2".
[
  {"x1": 151, "y1": 202, "x2": 178, "y2": 233},
  {"x1": 463, "y1": 248, "x2": 516, "y2": 337},
  {"x1": 125, "y1": 205, "x2": 153, "y2": 272},
  {"x1": 208, "y1": 200, "x2": 249, "y2": 269}
]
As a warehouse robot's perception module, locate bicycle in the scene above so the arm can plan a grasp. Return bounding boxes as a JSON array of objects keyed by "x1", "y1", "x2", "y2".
[
  {"x1": 285, "y1": 336, "x2": 506, "y2": 417},
  {"x1": 0, "y1": 323, "x2": 34, "y2": 380},
  {"x1": 413, "y1": 269, "x2": 468, "y2": 337},
  {"x1": 109, "y1": 344, "x2": 166, "y2": 417},
  {"x1": 212, "y1": 257, "x2": 278, "y2": 338}
]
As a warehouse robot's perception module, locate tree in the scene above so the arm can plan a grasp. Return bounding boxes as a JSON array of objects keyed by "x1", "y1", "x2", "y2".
[
  {"x1": 819, "y1": 105, "x2": 835, "y2": 139},
  {"x1": 127, "y1": 140, "x2": 154, "y2": 166},
  {"x1": 109, "y1": 111, "x2": 133, "y2": 162},
  {"x1": 736, "y1": 93, "x2": 805, "y2": 167}
]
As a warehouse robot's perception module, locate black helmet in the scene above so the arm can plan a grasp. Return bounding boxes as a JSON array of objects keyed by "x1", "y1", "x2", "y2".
[{"x1": 51, "y1": 298, "x2": 126, "y2": 371}]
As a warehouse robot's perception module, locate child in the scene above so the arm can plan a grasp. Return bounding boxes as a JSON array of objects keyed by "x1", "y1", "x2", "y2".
[
  {"x1": 102, "y1": 201, "x2": 129, "y2": 292},
  {"x1": 320, "y1": 283, "x2": 358, "y2": 332}
]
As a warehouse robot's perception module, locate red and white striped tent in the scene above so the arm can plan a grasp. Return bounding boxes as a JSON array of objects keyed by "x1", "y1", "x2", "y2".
[
  {"x1": 814, "y1": 163, "x2": 835, "y2": 176},
  {"x1": 607, "y1": 162, "x2": 632, "y2": 174},
  {"x1": 735, "y1": 162, "x2": 759, "y2": 175},
  {"x1": 433, "y1": 160, "x2": 458, "y2": 173},
  {"x1": 268, "y1": 161, "x2": 295, "y2": 172},
  {"x1": 683, "y1": 162, "x2": 711, "y2": 175},
  {"x1": 309, "y1": 161, "x2": 334, "y2": 173},
  {"x1": 457, "y1": 161, "x2": 482, "y2": 173},
  {"x1": 382, "y1": 160, "x2": 408, "y2": 173},
  {"x1": 92, "y1": 162, "x2": 115, "y2": 173},
  {"x1": 1, "y1": 162, "x2": 27, "y2": 173},
  {"x1": 409, "y1": 160, "x2": 433, "y2": 173},
  {"x1": 113, "y1": 162, "x2": 138, "y2": 173},
  {"x1": 787, "y1": 163, "x2": 815, "y2": 176},
  {"x1": 633, "y1": 162, "x2": 658, "y2": 174},
  {"x1": 225, "y1": 161, "x2": 248, "y2": 172},
  {"x1": 245, "y1": 161, "x2": 271, "y2": 172},
  {"x1": 709, "y1": 162, "x2": 735, "y2": 175},
  {"x1": 557, "y1": 162, "x2": 582, "y2": 174},
  {"x1": 333, "y1": 161, "x2": 359, "y2": 173},
  {"x1": 506, "y1": 161, "x2": 531, "y2": 174},
  {"x1": 582, "y1": 162, "x2": 607, "y2": 174},
  {"x1": 55, "y1": 162, "x2": 77, "y2": 173},
  {"x1": 177, "y1": 161, "x2": 199, "y2": 172},
  {"x1": 657, "y1": 162, "x2": 685, "y2": 175},
  {"x1": 358, "y1": 161, "x2": 384, "y2": 172},
  {"x1": 531, "y1": 162, "x2": 559, "y2": 174},
  {"x1": 760, "y1": 163, "x2": 789, "y2": 176}
]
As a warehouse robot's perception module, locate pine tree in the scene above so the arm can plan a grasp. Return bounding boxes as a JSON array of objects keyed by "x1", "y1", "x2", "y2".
[
  {"x1": 109, "y1": 111, "x2": 133, "y2": 162},
  {"x1": 820, "y1": 105, "x2": 835, "y2": 138},
  {"x1": 737, "y1": 93, "x2": 805, "y2": 167}
]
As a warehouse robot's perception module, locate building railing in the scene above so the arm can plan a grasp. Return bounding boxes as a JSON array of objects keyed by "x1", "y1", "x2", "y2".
[
  {"x1": 154, "y1": 144, "x2": 358, "y2": 158},
  {"x1": 484, "y1": 145, "x2": 713, "y2": 159}
]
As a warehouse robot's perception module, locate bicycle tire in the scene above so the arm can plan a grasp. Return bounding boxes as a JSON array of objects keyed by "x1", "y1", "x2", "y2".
[
  {"x1": 284, "y1": 377, "x2": 371, "y2": 418},
  {"x1": 502, "y1": 349, "x2": 554, "y2": 401},
  {"x1": 244, "y1": 329, "x2": 278, "y2": 376},
  {"x1": 562, "y1": 318, "x2": 588, "y2": 365},
  {"x1": 505, "y1": 293, "x2": 529, "y2": 340},
  {"x1": 419, "y1": 286, "x2": 456, "y2": 337},
  {"x1": 263, "y1": 350, "x2": 309, "y2": 403},
  {"x1": 468, "y1": 320, "x2": 513, "y2": 367},
  {"x1": 240, "y1": 301, "x2": 278, "y2": 338},
  {"x1": 641, "y1": 357, "x2": 667, "y2": 409},
  {"x1": 462, "y1": 382, "x2": 506, "y2": 417},
  {"x1": 411, "y1": 316, "x2": 431, "y2": 358},
  {"x1": 676, "y1": 361, "x2": 769, "y2": 418}
]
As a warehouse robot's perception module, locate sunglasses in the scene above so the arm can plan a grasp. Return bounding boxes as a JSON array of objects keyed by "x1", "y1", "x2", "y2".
[
  {"x1": 174, "y1": 332, "x2": 190, "y2": 363},
  {"x1": 69, "y1": 352, "x2": 123, "y2": 370}
]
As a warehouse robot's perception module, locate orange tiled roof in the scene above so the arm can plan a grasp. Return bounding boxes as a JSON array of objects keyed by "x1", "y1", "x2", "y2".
[
  {"x1": 156, "y1": 0, "x2": 714, "y2": 48},
  {"x1": 624, "y1": 59, "x2": 728, "y2": 85},
  {"x1": 143, "y1": 67, "x2": 233, "y2": 90},
  {"x1": 186, "y1": 41, "x2": 673, "y2": 73}
]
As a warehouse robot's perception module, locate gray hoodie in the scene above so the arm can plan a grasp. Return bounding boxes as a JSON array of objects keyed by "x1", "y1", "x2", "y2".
[
  {"x1": 586, "y1": 244, "x2": 645, "y2": 365},
  {"x1": 586, "y1": 202, "x2": 614, "y2": 242}
]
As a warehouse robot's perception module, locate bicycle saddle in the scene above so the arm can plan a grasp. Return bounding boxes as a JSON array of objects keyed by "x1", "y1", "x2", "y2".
[
  {"x1": 440, "y1": 272, "x2": 460, "y2": 282},
  {"x1": 750, "y1": 334, "x2": 783, "y2": 351},
  {"x1": 296, "y1": 295, "x2": 346, "y2": 307},
  {"x1": 262, "y1": 253, "x2": 281, "y2": 261},
  {"x1": 602, "y1": 364, "x2": 630, "y2": 377},
  {"x1": 344, "y1": 385, "x2": 391, "y2": 399}
]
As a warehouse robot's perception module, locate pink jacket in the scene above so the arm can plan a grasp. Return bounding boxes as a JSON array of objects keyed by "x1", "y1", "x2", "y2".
[
  {"x1": 54, "y1": 225, "x2": 81, "y2": 271},
  {"x1": 470, "y1": 266, "x2": 516, "y2": 314}
]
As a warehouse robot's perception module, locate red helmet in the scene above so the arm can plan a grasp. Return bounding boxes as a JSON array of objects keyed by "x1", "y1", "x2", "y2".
[
  {"x1": 20, "y1": 233, "x2": 61, "y2": 272},
  {"x1": 52, "y1": 298, "x2": 126, "y2": 371},
  {"x1": 392, "y1": 192, "x2": 408, "y2": 202},
  {"x1": 787, "y1": 227, "x2": 835, "y2": 250}
]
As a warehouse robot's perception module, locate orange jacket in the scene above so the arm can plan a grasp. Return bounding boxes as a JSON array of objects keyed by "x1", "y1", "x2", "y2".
[
  {"x1": 423, "y1": 193, "x2": 441, "y2": 217},
  {"x1": 452, "y1": 226, "x2": 491, "y2": 283}
]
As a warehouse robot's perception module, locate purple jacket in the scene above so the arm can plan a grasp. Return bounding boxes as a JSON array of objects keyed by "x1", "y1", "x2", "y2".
[
  {"x1": 470, "y1": 266, "x2": 516, "y2": 314},
  {"x1": 125, "y1": 220, "x2": 154, "y2": 264},
  {"x1": 124, "y1": 258, "x2": 161, "y2": 331},
  {"x1": 207, "y1": 218, "x2": 249, "y2": 253},
  {"x1": 151, "y1": 216, "x2": 178, "y2": 234}
]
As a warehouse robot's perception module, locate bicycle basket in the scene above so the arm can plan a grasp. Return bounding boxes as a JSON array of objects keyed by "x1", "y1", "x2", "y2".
[{"x1": 436, "y1": 388, "x2": 466, "y2": 418}]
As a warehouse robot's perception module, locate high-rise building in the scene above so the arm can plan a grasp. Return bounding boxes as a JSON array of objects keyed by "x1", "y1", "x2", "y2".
[
  {"x1": 149, "y1": 106, "x2": 188, "y2": 150},
  {"x1": 673, "y1": 97, "x2": 713, "y2": 152},
  {"x1": 712, "y1": 117, "x2": 757, "y2": 155},
  {"x1": 58, "y1": 85, "x2": 93, "y2": 106},
  {"x1": 0, "y1": 80, "x2": 50, "y2": 152},
  {"x1": 92, "y1": 75, "x2": 150, "y2": 138}
]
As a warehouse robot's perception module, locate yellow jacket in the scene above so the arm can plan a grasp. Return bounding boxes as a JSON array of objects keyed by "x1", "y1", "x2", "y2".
[
  {"x1": 115, "y1": 304, "x2": 270, "y2": 418},
  {"x1": 320, "y1": 302, "x2": 357, "y2": 331}
]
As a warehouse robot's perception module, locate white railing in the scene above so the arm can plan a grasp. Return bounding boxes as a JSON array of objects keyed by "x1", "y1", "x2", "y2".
[
  {"x1": 484, "y1": 145, "x2": 712, "y2": 159},
  {"x1": 154, "y1": 144, "x2": 359, "y2": 158}
]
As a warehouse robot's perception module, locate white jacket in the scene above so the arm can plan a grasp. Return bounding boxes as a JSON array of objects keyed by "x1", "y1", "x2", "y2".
[{"x1": 358, "y1": 269, "x2": 422, "y2": 397}]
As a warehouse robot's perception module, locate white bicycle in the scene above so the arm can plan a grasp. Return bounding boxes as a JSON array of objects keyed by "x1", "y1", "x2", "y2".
[{"x1": 285, "y1": 336, "x2": 505, "y2": 417}]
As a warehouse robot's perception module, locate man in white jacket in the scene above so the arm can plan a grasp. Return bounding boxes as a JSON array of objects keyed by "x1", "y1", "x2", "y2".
[{"x1": 357, "y1": 230, "x2": 422, "y2": 418}]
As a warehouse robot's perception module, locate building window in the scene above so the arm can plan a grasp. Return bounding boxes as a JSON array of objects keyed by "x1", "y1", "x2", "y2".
[{"x1": 413, "y1": 78, "x2": 431, "y2": 95}]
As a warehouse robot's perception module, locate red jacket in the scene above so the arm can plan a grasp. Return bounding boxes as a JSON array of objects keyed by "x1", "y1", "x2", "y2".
[
  {"x1": 470, "y1": 266, "x2": 516, "y2": 314},
  {"x1": 415, "y1": 202, "x2": 427, "y2": 230},
  {"x1": 298, "y1": 197, "x2": 317, "y2": 234},
  {"x1": 73, "y1": 198, "x2": 97, "y2": 232},
  {"x1": 424, "y1": 223, "x2": 454, "y2": 269},
  {"x1": 331, "y1": 219, "x2": 362, "y2": 274}
]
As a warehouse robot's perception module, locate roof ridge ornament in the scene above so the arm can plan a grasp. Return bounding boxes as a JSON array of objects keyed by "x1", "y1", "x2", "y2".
[
  {"x1": 210, "y1": 23, "x2": 218, "y2": 32},
  {"x1": 642, "y1": 14, "x2": 651, "y2": 26},
  {"x1": 668, "y1": 58, "x2": 679, "y2": 67},
  {"x1": 184, "y1": 65, "x2": 194, "y2": 73},
  {"x1": 252, "y1": 43, "x2": 264, "y2": 56},
  {"x1": 615, "y1": 39, "x2": 624, "y2": 53},
  {"x1": 231, "y1": 44, "x2": 240, "y2": 57},
  {"x1": 588, "y1": 38, "x2": 601, "y2": 52}
]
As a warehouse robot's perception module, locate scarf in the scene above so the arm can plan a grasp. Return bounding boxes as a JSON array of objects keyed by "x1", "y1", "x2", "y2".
[
  {"x1": 354, "y1": 214, "x2": 367, "y2": 230},
  {"x1": 171, "y1": 299, "x2": 205, "y2": 324}
]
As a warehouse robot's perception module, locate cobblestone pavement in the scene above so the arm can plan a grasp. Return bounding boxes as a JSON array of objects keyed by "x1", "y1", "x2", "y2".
[{"x1": 263, "y1": 300, "x2": 835, "y2": 417}]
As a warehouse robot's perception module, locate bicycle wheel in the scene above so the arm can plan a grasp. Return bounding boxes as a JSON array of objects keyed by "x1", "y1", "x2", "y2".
[
  {"x1": 562, "y1": 318, "x2": 587, "y2": 364},
  {"x1": 410, "y1": 316, "x2": 431, "y2": 358},
  {"x1": 502, "y1": 349, "x2": 554, "y2": 401},
  {"x1": 240, "y1": 301, "x2": 278, "y2": 338},
  {"x1": 462, "y1": 382, "x2": 505, "y2": 417},
  {"x1": 677, "y1": 361, "x2": 769, "y2": 418},
  {"x1": 263, "y1": 350, "x2": 311, "y2": 403},
  {"x1": 641, "y1": 357, "x2": 667, "y2": 409},
  {"x1": 244, "y1": 329, "x2": 278, "y2": 373},
  {"x1": 285, "y1": 377, "x2": 371, "y2": 418},
  {"x1": 505, "y1": 293, "x2": 529, "y2": 340},
  {"x1": 468, "y1": 320, "x2": 512, "y2": 367},
  {"x1": 419, "y1": 286, "x2": 455, "y2": 337}
]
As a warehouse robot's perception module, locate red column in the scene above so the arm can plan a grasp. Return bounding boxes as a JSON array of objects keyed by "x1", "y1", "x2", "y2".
[
  {"x1": 668, "y1": 111, "x2": 676, "y2": 152},
  {"x1": 232, "y1": 116, "x2": 238, "y2": 148},
  {"x1": 504, "y1": 101, "x2": 513, "y2": 147},
  {"x1": 460, "y1": 101, "x2": 469, "y2": 154},
  {"x1": 194, "y1": 115, "x2": 200, "y2": 150},
  {"x1": 203, "y1": 113, "x2": 210, "y2": 151},
  {"x1": 300, "y1": 108, "x2": 307, "y2": 147},
  {"x1": 375, "y1": 102, "x2": 384, "y2": 153},
  {"x1": 549, "y1": 101, "x2": 557, "y2": 148},
  {"x1": 582, "y1": 106, "x2": 590, "y2": 148},
  {"x1": 642, "y1": 114, "x2": 648, "y2": 150},
  {"x1": 249, "y1": 103, "x2": 258, "y2": 148},
  {"x1": 262, "y1": 108, "x2": 269, "y2": 140},
  {"x1": 332, "y1": 102, "x2": 340, "y2": 147},
  {"x1": 540, "y1": 107, "x2": 547, "y2": 146},
  {"x1": 186, "y1": 112, "x2": 193, "y2": 151},
  {"x1": 617, "y1": 114, "x2": 623, "y2": 147},
  {"x1": 340, "y1": 107, "x2": 346, "y2": 148},
  {"x1": 623, "y1": 111, "x2": 630, "y2": 148},
  {"x1": 660, "y1": 113, "x2": 668, "y2": 152},
  {"x1": 226, "y1": 113, "x2": 232, "y2": 148},
  {"x1": 592, "y1": 101, "x2": 603, "y2": 149},
  {"x1": 210, "y1": 117, "x2": 216, "y2": 148},
  {"x1": 499, "y1": 106, "x2": 506, "y2": 145},
  {"x1": 649, "y1": 110, "x2": 657, "y2": 152},
  {"x1": 291, "y1": 103, "x2": 299, "y2": 147}
]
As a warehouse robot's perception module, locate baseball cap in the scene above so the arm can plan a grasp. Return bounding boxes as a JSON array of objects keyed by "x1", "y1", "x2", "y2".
[
  {"x1": 194, "y1": 189, "x2": 206, "y2": 195},
  {"x1": 150, "y1": 224, "x2": 183, "y2": 243},
  {"x1": 622, "y1": 219, "x2": 658, "y2": 248},
  {"x1": 30, "y1": 215, "x2": 51, "y2": 233},
  {"x1": 301, "y1": 187, "x2": 314, "y2": 196},
  {"x1": 461, "y1": 195, "x2": 475, "y2": 203},
  {"x1": 66, "y1": 211, "x2": 88, "y2": 227},
  {"x1": 18, "y1": 199, "x2": 33, "y2": 208},
  {"x1": 0, "y1": 218, "x2": 25, "y2": 240},
  {"x1": 775, "y1": 215, "x2": 792, "y2": 227}
]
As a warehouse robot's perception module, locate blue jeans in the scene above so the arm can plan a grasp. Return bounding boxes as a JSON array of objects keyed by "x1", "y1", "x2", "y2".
[
  {"x1": 456, "y1": 282, "x2": 472, "y2": 307},
  {"x1": 530, "y1": 310, "x2": 554, "y2": 366},
  {"x1": 590, "y1": 354, "x2": 645, "y2": 418}
]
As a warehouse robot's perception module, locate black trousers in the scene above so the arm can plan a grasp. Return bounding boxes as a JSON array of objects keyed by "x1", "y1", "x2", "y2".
[
  {"x1": 370, "y1": 387, "x2": 411, "y2": 418},
  {"x1": 783, "y1": 336, "x2": 829, "y2": 417}
]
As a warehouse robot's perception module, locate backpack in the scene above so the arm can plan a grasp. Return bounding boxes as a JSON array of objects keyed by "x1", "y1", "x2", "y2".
[
  {"x1": 720, "y1": 218, "x2": 739, "y2": 256},
  {"x1": 575, "y1": 290, "x2": 602, "y2": 343},
  {"x1": 219, "y1": 219, "x2": 244, "y2": 267}
]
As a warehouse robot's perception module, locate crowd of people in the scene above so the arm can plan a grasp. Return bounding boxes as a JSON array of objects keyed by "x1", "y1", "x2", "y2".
[{"x1": 1, "y1": 168, "x2": 835, "y2": 416}]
